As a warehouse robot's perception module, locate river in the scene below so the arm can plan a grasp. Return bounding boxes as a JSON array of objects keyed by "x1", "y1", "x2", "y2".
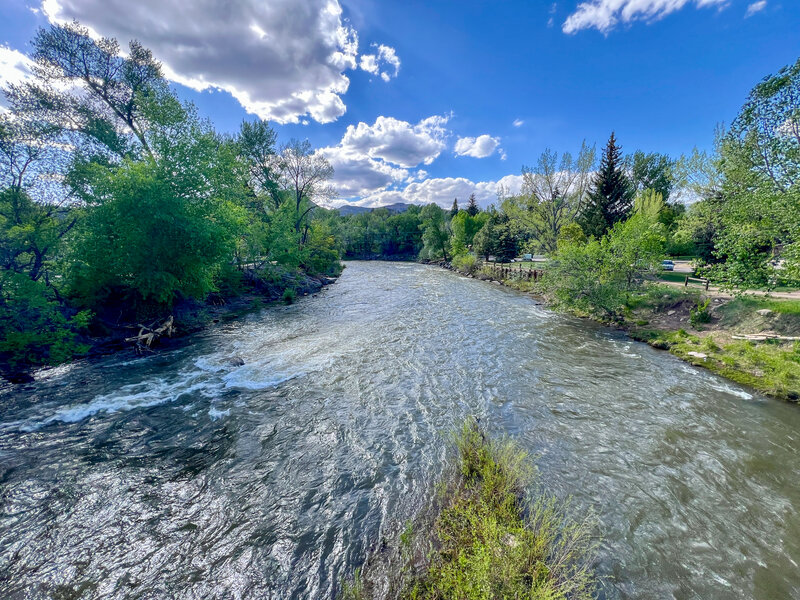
[{"x1": 1, "y1": 261, "x2": 799, "y2": 599}]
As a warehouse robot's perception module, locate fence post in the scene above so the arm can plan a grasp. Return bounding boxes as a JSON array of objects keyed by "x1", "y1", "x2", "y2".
[
  {"x1": 705, "y1": 279, "x2": 709, "y2": 291},
  {"x1": 684, "y1": 275, "x2": 689, "y2": 287}
]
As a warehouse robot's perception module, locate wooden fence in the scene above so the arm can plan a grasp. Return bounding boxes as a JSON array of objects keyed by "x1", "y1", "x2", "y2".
[
  {"x1": 684, "y1": 275, "x2": 710, "y2": 291},
  {"x1": 484, "y1": 263, "x2": 543, "y2": 282}
]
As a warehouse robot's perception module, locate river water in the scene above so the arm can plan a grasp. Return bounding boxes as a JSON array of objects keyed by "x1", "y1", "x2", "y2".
[{"x1": 1, "y1": 262, "x2": 799, "y2": 599}]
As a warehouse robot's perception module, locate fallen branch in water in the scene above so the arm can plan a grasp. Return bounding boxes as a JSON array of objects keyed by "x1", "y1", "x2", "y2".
[{"x1": 125, "y1": 316, "x2": 175, "y2": 352}]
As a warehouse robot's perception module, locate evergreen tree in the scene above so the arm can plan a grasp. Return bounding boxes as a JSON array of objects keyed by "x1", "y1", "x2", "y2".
[
  {"x1": 450, "y1": 197, "x2": 459, "y2": 217},
  {"x1": 579, "y1": 132, "x2": 633, "y2": 238},
  {"x1": 466, "y1": 193, "x2": 480, "y2": 216}
]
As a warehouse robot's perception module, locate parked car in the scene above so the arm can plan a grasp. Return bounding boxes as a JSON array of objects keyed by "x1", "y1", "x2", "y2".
[{"x1": 661, "y1": 260, "x2": 675, "y2": 271}]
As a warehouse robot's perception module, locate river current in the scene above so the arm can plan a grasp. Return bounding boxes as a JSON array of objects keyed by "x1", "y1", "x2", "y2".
[{"x1": 1, "y1": 261, "x2": 799, "y2": 599}]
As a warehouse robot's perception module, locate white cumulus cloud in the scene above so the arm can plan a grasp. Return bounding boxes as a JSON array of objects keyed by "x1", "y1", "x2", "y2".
[
  {"x1": 562, "y1": 0, "x2": 728, "y2": 34},
  {"x1": 319, "y1": 114, "x2": 450, "y2": 200},
  {"x1": 359, "y1": 44, "x2": 401, "y2": 82},
  {"x1": 340, "y1": 114, "x2": 450, "y2": 168},
  {"x1": 39, "y1": 0, "x2": 397, "y2": 124},
  {"x1": 454, "y1": 134, "x2": 502, "y2": 159},
  {"x1": 0, "y1": 45, "x2": 36, "y2": 110}
]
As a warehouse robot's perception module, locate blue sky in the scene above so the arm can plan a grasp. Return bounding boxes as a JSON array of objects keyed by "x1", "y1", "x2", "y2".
[{"x1": 1, "y1": 0, "x2": 797, "y2": 207}]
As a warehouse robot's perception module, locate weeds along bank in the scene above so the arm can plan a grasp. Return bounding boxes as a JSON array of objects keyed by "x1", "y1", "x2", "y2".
[
  {"x1": 340, "y1": 421, "x2": 598, "y2": 600},
  {"x1": 445, "y1": 258, "x2": 800, "y2": 402}
]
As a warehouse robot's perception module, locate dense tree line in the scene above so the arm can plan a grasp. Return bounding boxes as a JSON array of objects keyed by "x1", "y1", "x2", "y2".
[{"x1": 0, "y1": 23, "x2": 341, "y2": 372}]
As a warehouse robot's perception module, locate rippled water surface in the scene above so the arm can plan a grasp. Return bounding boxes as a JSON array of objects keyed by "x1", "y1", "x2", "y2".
[{"x1": 2, "y1": 262, "x2": 799, "y2": 599}]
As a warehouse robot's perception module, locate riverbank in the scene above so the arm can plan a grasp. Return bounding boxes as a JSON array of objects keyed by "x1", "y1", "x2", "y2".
[
  {"x1": 341, "y1": 421, "x2": 597, "y2": 600},
  {"x1": 1, "y1": 266, "x2": 340, "y2": 383},
  {"x1": 443, "y1": 261, "x2": 800, "y2": 402}
]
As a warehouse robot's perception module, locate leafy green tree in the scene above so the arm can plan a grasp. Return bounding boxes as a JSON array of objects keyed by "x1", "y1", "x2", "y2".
[
  {"x1": 0, "y1": 271, "x2": 90, "y2": 370},
  {"x1": 419, "y1": 204, "x2": 451, "y2": 261},
  {"x1": 546, "y1": 198, "x2": 665, "y2": 318},
  {"x1": 626, "y1": 150, "x2": 675, "y2": 201},
  {"x1": 275, "y1": 139, "x2": 335, "y2": 235},
  {"x1": 473, "y1": 219, "x2": 495, "y2": 261},
  {"x1": 5, "y1": 22, "x2": 165, "y2": 161},
  {"x1": 450, "y1": 209, "x2": 488, "y2": 256},
  {"x1": 508, "y1": 141, "x2": 595, "y2": 254},
  {"x1": 705, "y1": 58, "x2": 800, "y2": 289},
  {"x1": 238, "y1": 119, "x2": 281, "y2": 210},
  {"x1": 579, "y1": 132, "x2": 633, "y2": 238}
]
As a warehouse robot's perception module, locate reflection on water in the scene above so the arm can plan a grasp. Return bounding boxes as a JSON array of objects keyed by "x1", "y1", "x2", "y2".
[{"x1": 1, "y1": 262, "x2": 799, "y2": 599}]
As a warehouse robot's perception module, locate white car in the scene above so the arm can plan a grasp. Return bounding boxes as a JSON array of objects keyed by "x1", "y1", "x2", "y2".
[{"x1": 662, "y1": 260, "x2": 675, "y2": 271}]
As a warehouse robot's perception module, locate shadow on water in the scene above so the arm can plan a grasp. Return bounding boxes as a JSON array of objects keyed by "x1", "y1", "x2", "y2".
[{"x1": 1, "y1": 261, "x2": 799, "y2": 599}]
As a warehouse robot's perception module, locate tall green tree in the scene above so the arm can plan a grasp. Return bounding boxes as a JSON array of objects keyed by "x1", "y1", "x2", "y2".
[
  {"x1": 419, "y1": 204, "x2": 450, "y2": 261},
  {"x1": 509, "y1": 141, "x2": 595, "y2": 253},
  {"x1": 466, "y1": 193, "x2": 480, "y2": 216},
  {"x1": 450, "y1": 198, "x2": 459, "y2": 218},
  {"x1": 238, "y1": 119, "x2": 281, "y2": 210},
  {"x1": 579, "y1": 132, "x2": 633, "y2": 238},
  {"x1": 708, "y1": 58, "x2": 800, "y2": 288},
  {"x1": 626, "y1": 150, "x2": 675, "y2": 201}
]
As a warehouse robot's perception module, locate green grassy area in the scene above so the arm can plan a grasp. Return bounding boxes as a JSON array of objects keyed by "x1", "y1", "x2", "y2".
[
  {"x1": 718, "y1": 296, "x2": 800, "y2": 318},
  {"x1": 630, "y1": 328, "x2": 800, "y2": 400},
  {"x1": 341, "y1": 422, "x2": 598, "y2": 599}
]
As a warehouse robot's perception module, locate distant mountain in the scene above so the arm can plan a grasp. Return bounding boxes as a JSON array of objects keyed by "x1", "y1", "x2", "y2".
[{"x1": 336, "y1": 202, "x2": 413, "y2": 216}]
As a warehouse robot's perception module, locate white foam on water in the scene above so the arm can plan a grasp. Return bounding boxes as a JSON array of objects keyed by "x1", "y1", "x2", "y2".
[
  {"x1": 708, "y1": 381, "x2": 754, "y2": 400},
  {"x1": 221, "y1": 368, "x2": 301, "y2": 391},
  {"x1": 29, "y1": 377, "x2": 216, "y2": 430},
  {"x1": 208, "y1": 405, "x2": 230, "y2": 420}
]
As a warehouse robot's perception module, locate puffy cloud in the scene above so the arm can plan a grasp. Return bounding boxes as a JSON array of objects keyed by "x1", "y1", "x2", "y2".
[
  {"x1": 319, "y1": 114, "x2": 448, "y2": 200},
  {"x1": 359, "y1": 44, "x2": 401, "y2": 82},
  {"x1": 745, "y1": 0, "x2": 767, "y2": 17},
  {"x1": 562, "y1": 0, "x2": 727, "y2": 34},
  {"x1": 454, "y1": 134, "x2": 502, "y2": 159},
  {"x1": 340, "y1": 114, "x2": 450, "y2": 167},
  {"x1": 318, "y1": 145, "x2": 408, "y2": 198},
  {"x1": 0, "y1": 45, "x2": 35, "y2": 99},
  {"x1": 342, "y1": 174, "x2": 524, "y2": 209},
  {"x1": 39, "y1": 0, "x2": 397, "y2": 124}
]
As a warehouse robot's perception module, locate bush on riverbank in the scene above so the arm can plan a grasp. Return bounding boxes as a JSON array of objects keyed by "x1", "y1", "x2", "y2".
[{"x1": 341, "y1": 421, "x2": 598, "y2": 599}]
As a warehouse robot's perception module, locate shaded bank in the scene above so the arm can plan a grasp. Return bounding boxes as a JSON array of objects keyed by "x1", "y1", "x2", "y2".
[{"x1": 1, "y1": 266, "x2": 339, "y2": 383}]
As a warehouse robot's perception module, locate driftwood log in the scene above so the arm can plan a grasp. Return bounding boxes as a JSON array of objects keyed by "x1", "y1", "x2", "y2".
[
  {"x1": 731, "y1": 333, "x2": 800, "y2": 342},
  {"x1": 125, "y1": 316, "x2": 175, "y2": 351}
]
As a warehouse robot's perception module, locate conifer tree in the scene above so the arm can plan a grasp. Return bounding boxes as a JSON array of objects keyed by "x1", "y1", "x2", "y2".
[
  {"x1": 466, "y1": 193, "x2": 480, "y2": 216},
  {"x1": 579, "y1": 132, "x2": 633, "y2": 237},
  {"x1": 450, "y1": 197, "x2": 459, "y2": 218}
]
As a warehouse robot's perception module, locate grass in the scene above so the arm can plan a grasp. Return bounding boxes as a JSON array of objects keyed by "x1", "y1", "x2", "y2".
[
  {"x1": 630, "y1": 328, "x2": 800, "y2": 400},
  {"x1": 718, "y1": 296, "x2": 800, "y2": 317},
  {"x1": 340, "y1": 421, "x2": 598, "y2": 599}
]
